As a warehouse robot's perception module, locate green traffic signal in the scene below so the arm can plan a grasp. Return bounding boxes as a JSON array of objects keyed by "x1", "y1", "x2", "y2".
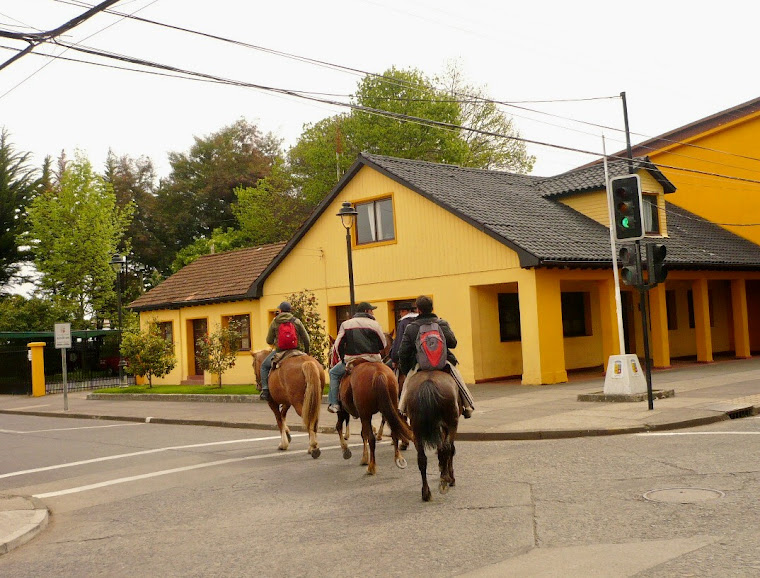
[{"x1": 621, "y1": 216, "x2": 630, "y2": 228}]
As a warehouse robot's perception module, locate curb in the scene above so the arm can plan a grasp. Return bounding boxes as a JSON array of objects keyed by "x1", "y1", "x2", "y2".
[
  {"x1": 0, "y1": 495, "x2": 48, "y2": 556},
  {"x1": 0, "y1": 408, "x2": 734, "y2": 441}
]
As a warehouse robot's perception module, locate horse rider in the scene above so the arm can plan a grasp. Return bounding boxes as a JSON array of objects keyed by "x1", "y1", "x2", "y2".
[
  {"x1": 390, "y1": 301, "x2": 418, "y2": 368},
  {"x1": 327, "y1": 301, "x2": 387, "y2": 413},
  {"x1": 259, "y1": 301, "x2": 310, "y2": 402},
  {"x1": 397, "y1": 295, "x2": 475, "y2": 418}
]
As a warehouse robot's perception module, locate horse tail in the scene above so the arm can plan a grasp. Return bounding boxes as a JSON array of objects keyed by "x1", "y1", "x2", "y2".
[
  {"x1": 375, "y1": 371, "x2": 413, "y2": 445},
  {"x1": 300, "y1": 359, "x2": 322, "y2": 433},
  {"x1": 415, "y1": 379, "x2": 446, "y2": 450}
]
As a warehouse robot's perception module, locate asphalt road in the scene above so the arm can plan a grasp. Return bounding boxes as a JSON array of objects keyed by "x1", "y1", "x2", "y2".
[{"x1": 1, "y1": 413, "x2": 759, "y2": 577}]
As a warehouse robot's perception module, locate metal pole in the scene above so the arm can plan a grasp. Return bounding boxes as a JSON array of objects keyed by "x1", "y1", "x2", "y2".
[
  {"x1": 345, "y1": 228, "x2": 356, "y2": 316},
  {"x1": 602, "y1": 136, "x2": 626, "y2": 355},
  {"x1": 635, "y1": 240, "x2": 655, "y2": 409},
  {"x1": 621, "y1": 91, "x2": 634, "y2": 174},
  {"x1": 116, "y1": 266, "x2": 125, "y2": 387},
  {"x1": 62, "y1": 348, "x2": 68, "y2": 411}
]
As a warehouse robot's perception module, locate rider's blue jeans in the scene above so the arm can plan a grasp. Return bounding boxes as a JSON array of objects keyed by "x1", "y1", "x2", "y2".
[
  {"x1": 260, "y1": 351, "x2": 276, "y2": 391},
  {"x1": 328, "y1": 361, "x2": 346, "y2": 405}
]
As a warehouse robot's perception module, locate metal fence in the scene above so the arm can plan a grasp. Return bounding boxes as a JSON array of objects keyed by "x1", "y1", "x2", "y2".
[
  {"x1": 0, "y1": 331, "x2": 135, "y2": 394},
  {"x1": 0, "y1": 347, "x2": 32, "y2": 395}
]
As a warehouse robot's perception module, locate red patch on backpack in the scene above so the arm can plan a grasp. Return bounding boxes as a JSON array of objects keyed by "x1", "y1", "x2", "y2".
[
  {"x1": 277, "y1": 321, "x2": 298, "y2": 350},
  {"x1": 415, "y1": 322, "x2": 447, "y2": 370}
]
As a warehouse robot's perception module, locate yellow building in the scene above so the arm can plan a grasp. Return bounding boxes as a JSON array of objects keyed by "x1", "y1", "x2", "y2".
[{"x1": 130, "y1": 151, "x2": 760, "y2": 387}]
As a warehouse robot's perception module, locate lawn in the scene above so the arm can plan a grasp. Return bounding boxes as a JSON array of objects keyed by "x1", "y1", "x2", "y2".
[{"x1": 93, "y1": 384, "x2": 258, "y2": 395}]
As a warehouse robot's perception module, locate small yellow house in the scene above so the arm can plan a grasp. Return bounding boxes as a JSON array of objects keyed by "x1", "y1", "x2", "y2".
[{"x1": 130, "y1": 150, "x2": 760, "y2": 387}]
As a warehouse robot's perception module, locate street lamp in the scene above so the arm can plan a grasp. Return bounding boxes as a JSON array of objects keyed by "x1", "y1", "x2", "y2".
[
  {"x1": 336, "y1": 201, "x2": 358, "y2": 315},
  {"x1": 110, "y1": 253, "x2": 127, "y2": 386}
]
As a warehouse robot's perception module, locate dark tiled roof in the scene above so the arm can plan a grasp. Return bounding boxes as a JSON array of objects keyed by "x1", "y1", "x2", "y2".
[
  {"x1": 361, "y1": 153, "x2": 760, "y2": 269},
  {"x1": 129, "y1": 243, "x2": 286, "y2": 311}
]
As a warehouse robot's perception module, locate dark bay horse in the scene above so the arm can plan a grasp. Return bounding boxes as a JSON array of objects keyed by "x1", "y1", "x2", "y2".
[
  {"x1": 403, "y1": 370, "x2": 459, "y2": 501},
  {"x1": 253, "y1": 350, "x2": 325, "y2": 458},
  {"x1": 336, "y1": 361, "x2": 413, "y2": 475}
]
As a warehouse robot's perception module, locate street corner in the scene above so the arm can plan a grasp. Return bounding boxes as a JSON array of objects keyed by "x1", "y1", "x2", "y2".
[{"x1": 0, "y1": 494, "x2": 49, "y2": 556}]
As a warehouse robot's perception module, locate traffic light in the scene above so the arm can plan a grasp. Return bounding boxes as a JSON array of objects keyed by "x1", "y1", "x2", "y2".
[
  {"x1": 610, "y1": 174, "x2": 644, "y2": 241},
  {"x1": 646, "y1": 243, "x2": 667, "y2": 285},
  {"x1": 618, "y1": 245, "x2": 641, "y2": 286}
]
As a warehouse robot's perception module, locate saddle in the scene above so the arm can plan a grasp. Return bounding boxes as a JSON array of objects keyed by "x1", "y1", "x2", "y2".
[{"x1": 271, "y1": 349, "x2": 306, "y2": 371}]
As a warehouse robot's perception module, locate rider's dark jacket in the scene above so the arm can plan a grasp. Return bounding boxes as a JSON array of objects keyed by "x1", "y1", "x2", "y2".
[
  {"x1": 332, "y1": 312, "x2": 387, "y2": 365},
  {"x1": 398, "y1": 313, "x2": 458, "y2": 375},
  {"x1": 390, "y1": 312, "x2": 418, "y2": 364}
]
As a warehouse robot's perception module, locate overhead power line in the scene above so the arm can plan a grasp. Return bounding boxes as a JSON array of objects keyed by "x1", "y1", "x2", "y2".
[
  {"x1": 0, "y1": 0, "x2": 121, "y2": 71},
  {"x1": 47, "y1": 0, "x2": 760, "y2": 171}
]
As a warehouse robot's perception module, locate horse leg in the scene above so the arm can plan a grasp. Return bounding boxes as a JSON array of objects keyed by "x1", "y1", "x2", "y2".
[
  {"x1": 417, "y1": 442, "x2": 431, "y2": 502},
  {"x1": 280, "y1": 403, "x2": 292, "y2": 443},
  {"x1": 336, "y1": 410, "x2": 352, "y2": 460},
  {"x1": 448, "y1": 439, "x2": 456, "y2": 487},
  {"x1": 362, "y1": 418, "x2": 377, "y2": 475},
  {"x1": 392, "y1": 433, "x2": 407, "y2": 469},
  {"x1": 375, "y1": 416, "x2": 386, "y2": 441},
  {"x1": 399, "y1": 414, "x2": 410, "y2": 451},
  {"x1": 268, "y1": 401, "x2": 289, "y2": 451}
]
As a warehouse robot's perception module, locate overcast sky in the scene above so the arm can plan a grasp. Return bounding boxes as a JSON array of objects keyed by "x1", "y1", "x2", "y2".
[{"x1": 2, "y1": 0, "x2": 757, "y2": 181}]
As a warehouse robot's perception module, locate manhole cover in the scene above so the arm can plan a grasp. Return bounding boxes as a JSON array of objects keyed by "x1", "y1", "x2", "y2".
[{"x1": 643, "y1": 488, "x2": 725, "y2": 503}]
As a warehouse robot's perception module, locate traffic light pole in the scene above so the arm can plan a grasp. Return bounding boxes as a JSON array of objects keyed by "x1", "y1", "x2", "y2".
[{"x1": 635, "y1": 240, "x2": 655, "y2": 410}]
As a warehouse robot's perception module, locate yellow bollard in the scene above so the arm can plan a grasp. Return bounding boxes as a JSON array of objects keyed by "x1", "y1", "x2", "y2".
[{"x1": 28, "y1": 342, "x2": 46, "y2": 397}]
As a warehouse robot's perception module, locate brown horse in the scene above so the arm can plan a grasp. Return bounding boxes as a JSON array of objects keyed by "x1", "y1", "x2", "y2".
[
  {"x1": 403, "y1": 370, "x2": 459, "y2": 501},
  {"x1": 336, "y1": 361, "x2": 413, "y2": 475},
  {"x1": 253, "y1": 350, "x2": 325, "y2": 458},
  {"x1": 331, "y1": 331, "x2": 393, "y2": 443}
]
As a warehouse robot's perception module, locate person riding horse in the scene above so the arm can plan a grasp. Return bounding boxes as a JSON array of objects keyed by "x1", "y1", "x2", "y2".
[
  {"x1": 397, "y1": 295, "x2": 475, "y2": 418},
  {"x1": 327, "y1": 301, "x2": 387, "y2": 413},
  {"x1": 259, "y1": 301, "x2": 310, "y2": 401},
  {"x1": 390, "y1": 301, "x2": 418, "y2": 369}
]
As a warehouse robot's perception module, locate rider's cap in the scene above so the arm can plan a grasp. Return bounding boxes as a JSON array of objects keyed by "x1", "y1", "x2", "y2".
[
  {"x1": 278, "y1": 301, "x2": 292, "y2": 312},
  {"x1": 356, "y1": 301, "x2": 377, "y2": 312}
]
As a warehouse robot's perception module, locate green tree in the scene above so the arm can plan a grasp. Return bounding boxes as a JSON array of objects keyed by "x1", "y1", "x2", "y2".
[
  {"x1": 0, "y1": 294, "x2": 73, "y2": 331},
  {"x1": 170, "y1": 227, "x2": 245, "y2": 273},
  {"x1": 120, "y1": 321, "x2": 177, "y2": 388},
  {"x1": 233, "y1": 159, "x2": 311, "y2": 245},
  {"x1": 25, "y1": 153, "x2": 134, "y2": 327},
  {"x1": 288, "y1": 66, "x2": 534, "y2": 206},
  {"x1": 152, "y1": 119, "x2": 283, "y2": 267},
  {"x1": 437, "y1": 61, "x2": 535, "y2": 172},
  {"x1": 196, "y1": 323, "x2": 240, "y2": 388},
  {"x1": 0, "y1": 128, "x2": 41, "y2": 288},
  {"x1": 286, "y1": 289, "x2": 329, "y2": 367}
]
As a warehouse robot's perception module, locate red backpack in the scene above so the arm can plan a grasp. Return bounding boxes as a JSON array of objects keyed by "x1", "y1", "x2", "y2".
[
  {"x1": 415, "y1": 321, "x2": 447, "y2": 370},
  {"x1": 277, "y1": 321, "x2": 298, "y2": 350}
]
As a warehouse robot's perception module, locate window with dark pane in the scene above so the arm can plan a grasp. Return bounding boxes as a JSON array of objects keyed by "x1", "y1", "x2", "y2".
[
  {"x1": 561, "y1": 292, "x2": 590, "y2": 337},
  {"x1": 497, "y1": 293, "x2": 521, "y2": 342},
  {"x1": 224, "y1": 314, "x2": 251, "y2": 351}
]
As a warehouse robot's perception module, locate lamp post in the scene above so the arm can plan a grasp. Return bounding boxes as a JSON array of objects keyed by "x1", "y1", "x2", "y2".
[
  {"x1": 336, "y1": 201, "x2": 358, "y2": 315},
  {"x1": 110, "y1": 253, "x2": 127, "y2": 386}
]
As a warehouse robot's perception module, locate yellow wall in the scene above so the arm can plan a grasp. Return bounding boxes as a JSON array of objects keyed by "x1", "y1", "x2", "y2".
[
  {"x1": 139, "y1": 300, "x2": 262, "y2": 386},
  {"x1": 559, "y1": 170, "x2": 668, "y2": 236},
  {"x1": 648, "y1": 112, "x2": 760, "y2": 246}
]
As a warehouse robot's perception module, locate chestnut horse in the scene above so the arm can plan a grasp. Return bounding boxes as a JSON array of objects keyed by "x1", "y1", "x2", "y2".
[
  {"x1": 253, "y1": 350, "x2": 325, "y2": 458},
  {"x1": 336, "y1": 361, "x2": 413, "y2": 475},
  {"x1": 403, "y1": 369, "x2": 459, "y2": 501}
]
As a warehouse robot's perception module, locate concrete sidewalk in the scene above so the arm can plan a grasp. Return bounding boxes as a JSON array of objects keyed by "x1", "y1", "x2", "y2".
[
  {"x1": 1, "y1": 356, "x2": 759, "y2": 441},
  {"x1": 1, "y1": 356, "x2": 759, "y2": 557}
]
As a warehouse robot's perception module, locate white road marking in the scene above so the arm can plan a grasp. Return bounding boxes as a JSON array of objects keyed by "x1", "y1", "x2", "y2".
[
  {"x1": 0, "y1": 423, "x2": 143, "y2": 434},
  {"x1": 33, "y1": 440, "x2": 379, "y2": 499},
  {"x1": 0, "y1": 434, "x2": 307, "y2": 479},
  {"x1": 636, "y1": 432, "x2": 760, "y2": 436},
  {"x1": 7, "y1": 404, "x2": 52, "y2": 410}
]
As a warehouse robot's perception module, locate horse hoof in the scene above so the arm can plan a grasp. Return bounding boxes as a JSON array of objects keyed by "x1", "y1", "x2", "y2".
[
  {"x1": 278, "y1": 444, "x2": 287, "y2": 451},
  {"x1": 400, "y1": 442, "x2": 409, "y2": 451},
  {"x1": 343, "y1": 448, "x2": 352, "y2": 460},
  {"x1": 395, "y1": 456, "x2": 407, "y2": 469},
  {"x1": 367, "y1": 465, "x2": 376, "y2": 476},
  {"x1": 311, "y1": 448, "x2": 321, "y2": 459},
  {"x1": 422, "y1": 488, "x2": 431, "y2": 502},
  {"x1": 439, "y1": 480, "x2": 449, "y2": 494}
]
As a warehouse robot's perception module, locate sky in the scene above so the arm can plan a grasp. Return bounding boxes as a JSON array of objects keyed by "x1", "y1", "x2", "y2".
[{"x1": 2, "y1": 0, "x2": 758, "y2": 182}]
